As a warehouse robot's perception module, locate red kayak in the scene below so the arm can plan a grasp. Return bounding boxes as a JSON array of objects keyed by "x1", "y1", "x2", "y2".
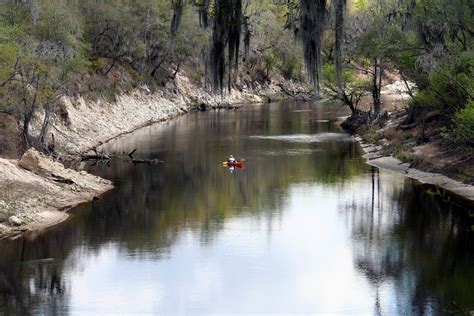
[{"x1": 222, "y1": 159, "x2": 245, "y2": 167}]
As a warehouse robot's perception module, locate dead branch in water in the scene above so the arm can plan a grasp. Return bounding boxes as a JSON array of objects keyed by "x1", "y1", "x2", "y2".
[
  {"x1": 131, "y1": 158, "x2": 163, "y2": 165},
  {"x1": 127, "y1": 148, "x2": 163, "y2": 165},
  {"x1": 81, "y1": 148, "x2": 163, "y2": 165},
  {"x1": 127, "y1": 149, "x2": 137, "y2": 159}
]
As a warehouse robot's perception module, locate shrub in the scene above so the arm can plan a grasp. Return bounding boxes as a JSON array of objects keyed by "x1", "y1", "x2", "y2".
[
  {"x1": 263, "y1": 50, "x2": 282, "y2": 78},
  {"x1": 282, "y1": 56, "x2": 303, "y2": 80},
  {"x1": 451, "y1": 99, "x2": 474, "y2": 147},
  {"x1": 89, "y1": 58, "x2": 107, "y2": 73},
  {"x1": 413, "y1": 52, "x2": 474, "y2": 114}
]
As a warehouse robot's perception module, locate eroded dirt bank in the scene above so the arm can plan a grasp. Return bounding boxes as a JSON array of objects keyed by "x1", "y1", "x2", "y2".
[
  {"x1": 31, "y1": 74, "x2": 308, "y2": 158},
  {"x1": 0, "y1": 149, "x2": 112, "y2": 238}
]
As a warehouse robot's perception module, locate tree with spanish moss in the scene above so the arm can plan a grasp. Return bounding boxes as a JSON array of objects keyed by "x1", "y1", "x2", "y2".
[
  {"x1": 299, "y1": 0, "x2": 327, "y2": 98},
  {"x1": 209, "y1": 0, "x2": 242, "y2": 94}
]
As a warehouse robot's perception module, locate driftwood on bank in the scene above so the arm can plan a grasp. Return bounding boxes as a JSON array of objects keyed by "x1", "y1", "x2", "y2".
[
  {"x1": 277, "y1": 83, "x2": 315, "y2": 101},
  {"x1": 81, "y1": 148, "x2": 110, "y2": 161}
]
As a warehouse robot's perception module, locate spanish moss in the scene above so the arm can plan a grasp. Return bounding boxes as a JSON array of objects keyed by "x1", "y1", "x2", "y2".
[
  {"x1": 209, "y1": 0, "x2": 242, "y2": 94},
  {"x1": 334, "y1": 0, "x2": 346, "y2": 98},
  {"x1": 227, "y1": 0, "x2": 242, "y2": 92},
  {"x1": 284, "y1": 0, "x2": 300, "y2": 39},
  {"x1": 242, "y1": 15, "x2": 250, "y2": 59},
  {"x1": 300, "y1": 0, "x2": 327, "y2": 97}
]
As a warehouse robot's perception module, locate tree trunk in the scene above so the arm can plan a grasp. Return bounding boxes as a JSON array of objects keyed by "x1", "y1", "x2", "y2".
[
  {"x1": 372, "y1": 58, "x2": 382, "y2": 116},
  {"x1": 21, "y1": 74, "x2": 40, "y2": 146},
  {"x1": 243, "y1": 17, "x2": 250, "y2": 59},
  {"x1": 400, "y1": 71, "x2": 415, "y2": 100},
  {"x1": 334, "y1": 0, "x2": 346, "y2": 98},
  {"x1": 342, "y1": 92, "x2": 356, "y2": 114},
  {"x1": 22, "y1": 114, "x2": 31, "y2": 145},
  {"x1": 104, "y1": 58, "x2": 116, "y2": 76},
  {"x1": 141, "y1": 8, "x2": 150, "y2": 74},
  {"x1": 39, "y1": 104, "x2": 55, "y2": 145},
  {"x1": 150, "y1": 58, "x2": 165, "y2": 78},
  {"x1": 169, "y1": 0, "x2": 184, "y2": 53},
  {"x1": 198, "y1": 0, "x2": 210, "y2": 28}
]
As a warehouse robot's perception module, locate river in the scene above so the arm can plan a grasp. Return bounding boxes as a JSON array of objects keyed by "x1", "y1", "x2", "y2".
[{"x1": 0, "y1": 101, "x2": 473, "y2": 314}]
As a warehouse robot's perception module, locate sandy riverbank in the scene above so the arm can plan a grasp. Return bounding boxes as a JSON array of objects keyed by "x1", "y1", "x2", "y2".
[
  {"x1": 355, "y1": 136, "x2": 474, "y2": 208},
  {"x1": 335, "y1": 79, "x2": 474, "y2": 208},
  {"x1": 0, "y1": 149, "x2": 112, "y2": 238}
]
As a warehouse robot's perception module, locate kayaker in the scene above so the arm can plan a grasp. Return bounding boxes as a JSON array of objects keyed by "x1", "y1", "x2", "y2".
[{"x1": 228, "y1": 155, "x2": 236, "y2": 163}]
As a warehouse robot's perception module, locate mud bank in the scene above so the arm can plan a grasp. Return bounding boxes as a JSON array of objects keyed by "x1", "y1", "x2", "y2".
[
  {"x1": 0, "y1": 149, "x2": 112, "y2": 238},
  {"x1": 356, "y1": 136, "x2": 474, "y2": 208}
]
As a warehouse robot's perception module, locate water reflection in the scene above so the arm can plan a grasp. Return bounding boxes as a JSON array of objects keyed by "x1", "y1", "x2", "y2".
[
  {"x1": 341, "y1": 167, "x2": 474, "y2": 314},
  {"x1": 0, "y1": 102, "x2": 472, "y2": 314}
]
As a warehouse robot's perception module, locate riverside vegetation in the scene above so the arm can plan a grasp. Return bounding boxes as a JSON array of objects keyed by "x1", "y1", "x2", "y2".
[
  {"x1": 0, "y1": 0, "x2": 472, "y2": 155},
  {"x1": 0, "y1": 0, "x2": 473, "y2": 233}
]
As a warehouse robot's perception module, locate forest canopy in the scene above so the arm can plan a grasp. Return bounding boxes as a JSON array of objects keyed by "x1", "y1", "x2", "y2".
[{"x1": 0, "y1": 0, "x2": 473, "y2": 150}]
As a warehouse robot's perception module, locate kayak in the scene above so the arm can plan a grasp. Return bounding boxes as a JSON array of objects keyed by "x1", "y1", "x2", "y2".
[{"x1": 222, "y1": 159, "x2": 245, "y2": 167}]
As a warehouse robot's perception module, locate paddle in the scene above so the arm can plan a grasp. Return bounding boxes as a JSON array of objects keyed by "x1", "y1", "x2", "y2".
[{"x1": 222, "y1": 158, "x2": 245, "y2": 166}]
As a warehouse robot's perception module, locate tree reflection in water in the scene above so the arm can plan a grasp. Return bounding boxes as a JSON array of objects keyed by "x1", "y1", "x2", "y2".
[
  {"x1": 0, "y1": 102, "x2": 472, "y2": 314},
  {"x1": 341, "y1": 167, "x2": 474, "y2": 314},
  {"x1": 0, "y1": 102, "x2": 367, "y2": 313},
  {"x1": 0, "y1": 236, "x2": 70, "y2": 315}
]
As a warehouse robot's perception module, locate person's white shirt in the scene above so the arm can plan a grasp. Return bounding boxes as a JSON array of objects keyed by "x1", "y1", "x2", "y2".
[{"x1": 228, "y1": 155, "x2": 235, "y2": 162}]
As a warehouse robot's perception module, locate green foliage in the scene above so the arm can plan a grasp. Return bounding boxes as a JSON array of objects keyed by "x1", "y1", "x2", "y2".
[
  {"x1": 173, "y1": 7, "x2": 209, "y2": 61},
  {"x1": 323, "y1": 63, "x2": 353, "y2": 86},
  {"x1": 246, "y1": 7, "x2": 304, "y2": 81},
  {"x1": 451, "y1": 99, "x2": 474, "y2": 147},
  {"x1": 263, "y1": 50, "x2": 282, "y2": 77},
  {"x1": 413, "y1": 52, "x2": 474, "y2": 112},
  {"x1": 0, "y1": 0, "x2": 470, "y2": 147},
  {"x1": 82, "y1": 3, "x2": 142, "y2": 64},
  {"x1": 353, "y1": 0, "x2": 368, "y2": 10},
  {"x1": 343, "y1": 0, "x2": 474, "y2": 147},
  {"x1": 323, "y1": 63, "x2": 371, "y2": 110},
  {"x1": 0, "y1": 0, "x2": 31, "y2": 26},
  {"x1": 89, "y1": 58, "x2": 107, "y2": 74},
  {"x1": 0, "y1": 43, "x2": 18, "y2": 84},
  {"x1": 281, "y1": 55, "x2": 303, "y2": 80},
  {"x1": 34, "y1": 2, "x2": 78, "y2": 47},
  {"x1": 63, "y1": 55, "x2": 90, "y2": 77}
]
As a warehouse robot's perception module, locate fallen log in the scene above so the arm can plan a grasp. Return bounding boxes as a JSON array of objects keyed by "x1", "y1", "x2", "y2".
[
  {"x1": 81, "y1": 148, "x2": 110, "y2": 161},
  {"x1": 21, "y1": 258, "x2": 55, "y2": 265},
  {"x1": 277, "y1": 83, "x2": 295, "y2": 97},
  {"x1": 132, "y1": 158, "x2": 163, "y2": 165},
  {"x1": 128, "y1": 149, "x2": 163, "y2": 164}
]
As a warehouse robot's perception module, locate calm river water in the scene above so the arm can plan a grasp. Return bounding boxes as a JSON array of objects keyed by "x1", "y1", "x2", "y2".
[{"x1": 0, "y1": 102, "x2": 473, "y2": 314}]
